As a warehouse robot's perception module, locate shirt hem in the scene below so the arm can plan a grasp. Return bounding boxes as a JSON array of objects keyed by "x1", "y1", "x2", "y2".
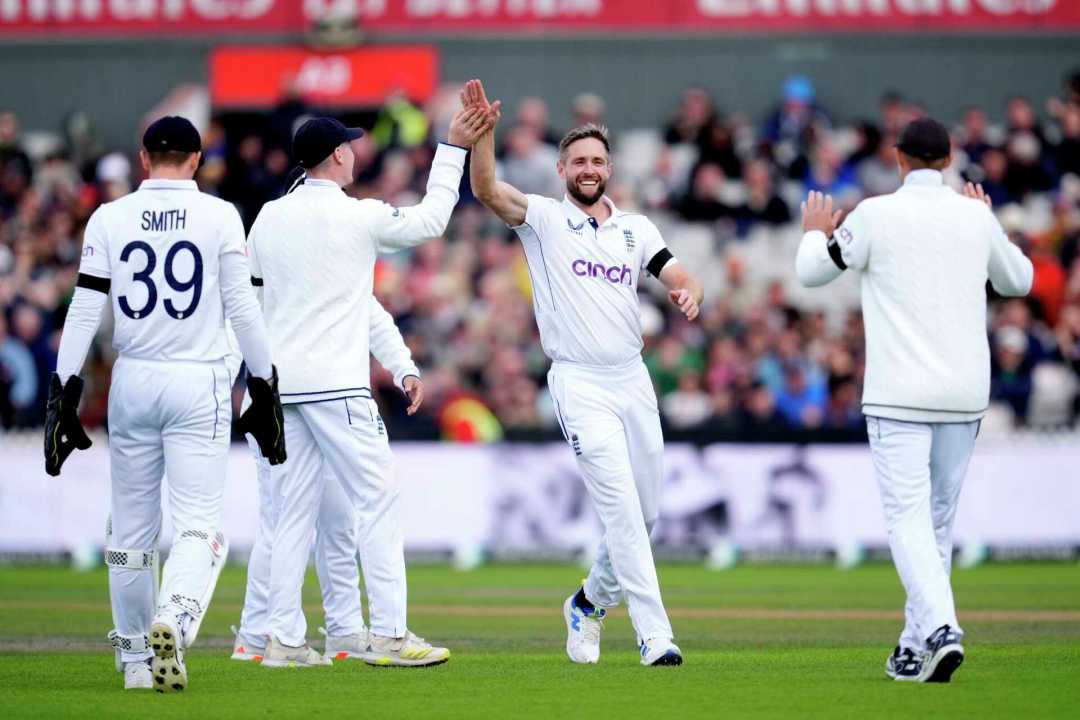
[{"x1": 862, "y1": 402, "x2": 986, "y2": 424}]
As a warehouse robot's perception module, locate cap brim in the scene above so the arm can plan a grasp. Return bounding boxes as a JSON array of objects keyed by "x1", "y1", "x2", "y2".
[{"x1": 345, "y1": 128, "x2": 365, "y2": 141}]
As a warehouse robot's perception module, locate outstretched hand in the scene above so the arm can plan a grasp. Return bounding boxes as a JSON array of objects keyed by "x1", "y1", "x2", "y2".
[
  {"x1": 460, "y1": 79, "x2": 502, "y2": 132},
  {"x1": 447, "y1": 106, "x2": 496, "y2": 148},
  {"x1": 801, "y1": 191, "x2": 843, "y2": 236},
  {"x1": 963, "y1": 182, "x2": 993, "y2": 209}
]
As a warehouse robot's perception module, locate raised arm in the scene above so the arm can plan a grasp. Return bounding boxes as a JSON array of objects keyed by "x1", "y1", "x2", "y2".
[
  {"x1": 964, "y1": 182, "x2": 1033, "y2": 297},
  {"x1": 796, "y1": 192, "x2": 868, "y2": 287},
  {"x1": 463, "y1": 79, "x2": 528, "y2": 227},
  {"x1": 376, "y1": 105, "x2": 495, "y2": 252}
]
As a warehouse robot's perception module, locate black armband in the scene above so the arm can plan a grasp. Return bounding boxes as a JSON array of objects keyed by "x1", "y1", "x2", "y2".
[
  {"x1": 826, "y1": 236, "x2": 847, "y2": 271},
  {"x1": 646, "y1": 248, "x2": 674, "y2": 278},
  {"x1": 251, "y1": 276, "x2": 264, "y2": 287},
  {"x1": 76, "y1": 273, "x2": 111, "y2": 294}
]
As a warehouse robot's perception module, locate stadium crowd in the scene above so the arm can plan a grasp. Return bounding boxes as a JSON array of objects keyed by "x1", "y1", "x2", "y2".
[{"x1": 2, "y1": 73, "x2": 1079, "y2": 440}]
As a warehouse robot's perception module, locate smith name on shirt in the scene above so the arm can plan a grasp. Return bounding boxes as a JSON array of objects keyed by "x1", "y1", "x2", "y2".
[{"x1": 141, "y1": 209, "x2": 187, "y2": 232}]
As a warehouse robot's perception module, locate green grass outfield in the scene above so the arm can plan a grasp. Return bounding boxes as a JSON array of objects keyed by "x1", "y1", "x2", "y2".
[{"x1": 2, "y1": 562, "x2": 1078, "y2": 718}]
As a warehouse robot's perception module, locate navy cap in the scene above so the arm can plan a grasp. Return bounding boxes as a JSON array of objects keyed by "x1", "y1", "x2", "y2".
[
  {"x1": 143, "y1": 116, "x2": 202, "y2": 154},
  {"x1": 292, "y1": 117, "x2": 364, "y2": 169},
  {"x1": 896, "y1": 117, "x2": 951, "y2": 162}
]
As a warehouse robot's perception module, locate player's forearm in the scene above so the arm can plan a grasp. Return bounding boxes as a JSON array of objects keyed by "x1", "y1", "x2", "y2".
[
  {"x1": 379, "y1": 143, "x2": 466, "y2": 251},
  {"x1": 368, "y1": 299, "x2": 419, "y2": 387},
  {"x1": 55, "y1": 287, "x2": 107, "y2": 383},
  {"x1": 989, "y1": 232, "x2": 1034, "y2": 297},
  {"x1": 796, "y1": 230, "x2": 845, "y2": 288},
  {"x1": 469, "y1": 129, "x2": 498, "y2": 203}
]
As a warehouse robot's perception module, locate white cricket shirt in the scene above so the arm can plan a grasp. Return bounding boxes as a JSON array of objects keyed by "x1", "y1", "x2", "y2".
[
  {"x1": 796, "y1": 169, "x2": 1034, "y2": 423},
  {"x1": 512, "y1": 194, "x2": 674, "y2": 368},
  {"x1": 248, "y1": 143, "x2": 465, "y2": 404},
  {"x1": 74, "y1": 179, "x2": 264, "y2": 369}
]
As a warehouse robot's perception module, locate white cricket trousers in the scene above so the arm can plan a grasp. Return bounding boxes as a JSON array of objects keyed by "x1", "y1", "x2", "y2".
[
  {"x1": 237, "y1": 436, "x2": 365, "y2": 649},
  {"x1": 267, "y1": 397, "x2": 406, "y2": 646},
  {"x1": 548, "y1": 358, "x2": 674, "y2": 644},
  {"x1": 866, "y1": 416, "x2": 979, "y2": 651},
  {"x1": 107, "y1": 356, "x2": 230, "y2": 662}
]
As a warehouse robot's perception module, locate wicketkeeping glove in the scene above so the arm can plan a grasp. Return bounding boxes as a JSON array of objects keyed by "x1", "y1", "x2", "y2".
[
  {"x1": 44, "y1": 373, "x2": 93, "y2": 476},
  {"x1": 238, "y1": 365, "x2": 287, "y2": 465}
]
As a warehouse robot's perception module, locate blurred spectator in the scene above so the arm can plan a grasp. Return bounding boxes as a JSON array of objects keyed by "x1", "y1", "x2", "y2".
[
  {"x1": 664, "y1": 87, "x2": 716, "y2": 146},
  {"x1": 991, "y1": 326, "x2": 1036, "y2": 426},
  {"x1": 736, "y1": 158, "x2": 791, "y2": 229},
  {"x1": 515, "y1": 97, "x2": 560, "y2": 147},
  {"x1": 571, "y1": 93, "x2": 606, "y2": 127},
  {"x1": 0, "y1": 312, "x2": 37, "y2": 427},
  {"x1": 498, "y1": 124, "x2": 562, "y2": 198}
]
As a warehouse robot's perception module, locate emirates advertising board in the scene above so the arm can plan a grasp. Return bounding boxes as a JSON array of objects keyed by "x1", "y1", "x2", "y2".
[{"x1": 1, "y1": 1, "x2": 1077, "y2": 36}]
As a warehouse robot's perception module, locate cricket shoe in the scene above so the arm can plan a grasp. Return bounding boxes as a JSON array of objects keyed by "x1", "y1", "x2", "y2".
[
  {"x1": 885, "y1": 646, "x2": 923, "y2": 681},
  {"x1": 919, "y1": 624, "x2": 964, "y2": 683},
  {"x1": 261, "y1": 636, "x2": 332, "y2": 668},
  {"x1": 123, "y1": 659, "x2": 153, "y2": 690},
  {"x1": 149, "y1": 616, "x2": 188, "y2": 693},
  {"x1": 230, "y1": 625, "x2": 265, "y2": 663},
  {"x1": 563, "y1": 593, "x2": 605, "y2": 664},
  {"x1": 364, "y1": 631, "x2": 450, "y2": 667},
  {"x1": 640, "y1": 639, "x2": 683, "y2": 667},
  {"x1": 319, "y1": 626, "x2": 370, "y2": 661}
]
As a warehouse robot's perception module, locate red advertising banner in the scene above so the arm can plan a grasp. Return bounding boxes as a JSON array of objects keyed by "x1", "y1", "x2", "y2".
[
  {"x1": 1, "y1": 1, "x2": 1079, "y2": 36},
  {"x1": 210, "y1": 45, "x2": 439, "y2": 106}
]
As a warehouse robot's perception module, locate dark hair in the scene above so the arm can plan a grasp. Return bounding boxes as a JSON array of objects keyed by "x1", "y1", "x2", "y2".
[
  {"x1": 558, "y1": 123, "x2": 611, "y2": 160},
  {"x1": 147, "y1": 150, "x2": 197, "y2": 167},
  {"x1": 900, "y1": 153, "x2": 950, "y2": 171}
]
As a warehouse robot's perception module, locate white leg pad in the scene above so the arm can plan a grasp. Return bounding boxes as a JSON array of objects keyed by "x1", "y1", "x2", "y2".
[
  {"x1": 158, "y1": 529, "x2": 228, "y2": 646},
  {"x1": 108, "y1": 630, "x2": 150, "y2": 672}
]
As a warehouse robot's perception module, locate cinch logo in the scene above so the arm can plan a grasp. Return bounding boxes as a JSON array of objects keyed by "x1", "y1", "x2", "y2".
[{"x1": 572, "y1": 259, "x2": 632, "y2": 286}]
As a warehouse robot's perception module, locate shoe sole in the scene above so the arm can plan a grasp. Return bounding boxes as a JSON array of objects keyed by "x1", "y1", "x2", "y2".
[
  {"x1": 923, "y1": 647, "x2": 964, "y2": 683},
  {"x1": 230, "y1": 650, "x2": 265, "y2": 663},
  {"x1": 150, "y1": 622, "x2": 186, "y2": 693},
  {"x1": 363, "y1": 652, "x2": 451, "y2": 668},
  {"x1": 647, "y1": 651, "x2": 684, "y2": 667},
  {"x1": 261, "y1": 658, "x2": 331, "y2": 668}
]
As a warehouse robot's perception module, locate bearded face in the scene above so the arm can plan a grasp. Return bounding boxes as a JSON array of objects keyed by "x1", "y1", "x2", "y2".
[{"x1": 558, "y1": 137, "x2": 611, "y2": 207}]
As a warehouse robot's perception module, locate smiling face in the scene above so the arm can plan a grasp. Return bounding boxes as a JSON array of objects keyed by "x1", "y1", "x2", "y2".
[{"x1": 558, "y1": 136, "x2": 611, "y2": 207}]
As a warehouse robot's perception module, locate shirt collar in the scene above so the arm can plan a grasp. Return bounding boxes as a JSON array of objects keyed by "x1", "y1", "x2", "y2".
[
  {"x1": 561, "y1": 194, "x2": 620, "y2": 227},
  {"x1": 139, "y1": 179, "x2": 197, "y2": 191},
  {"x1": 902, "y1": 169, "x2": 944, "y2": 187},
  {"x1": 301, "y1": 178, "x2": 342, "y2": 190}
]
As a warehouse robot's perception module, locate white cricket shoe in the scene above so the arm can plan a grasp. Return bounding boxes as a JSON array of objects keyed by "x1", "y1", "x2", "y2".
[
  {"x1": 261, "y1": 636, "x2": 332, "y2": 668},
  {"x1": 230, "y1": 625, "x2": 266, "y2": 663},
  {"x1": 640, "y1": 638, "x2": 683, "y2": 667},
  {"x1": 149, "y1": 617, "x2": 188, "y2": 692},
  {"x1": 563, "y1": 594, "x2": 604, "y2": 664},
  {"x1": 364, "y1": 631, "x2": 450, "y2": 667},
  {"x1": 123, "y1": 659, "x2": 153, "y2": 690},
  {"x1": 319, "y1": 626, "x2": 370, "y2": 661}
]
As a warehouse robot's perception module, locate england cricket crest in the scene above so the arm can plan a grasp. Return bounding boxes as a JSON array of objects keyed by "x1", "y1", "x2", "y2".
[{"x1": 623, "y1": 228, "x2": 635, "y2": 254}]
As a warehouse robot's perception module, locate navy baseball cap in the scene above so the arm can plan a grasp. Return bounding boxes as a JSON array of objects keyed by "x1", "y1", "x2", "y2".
[
  {"x1": 292, "y1": 117, "x2": 364, "y2": 168},
  {"x1": 896, "y1": 117, "x2": 951, "y2": 161},
  {"x1": 143, "y1": 116, "x2": 202, "y2": 154}
]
